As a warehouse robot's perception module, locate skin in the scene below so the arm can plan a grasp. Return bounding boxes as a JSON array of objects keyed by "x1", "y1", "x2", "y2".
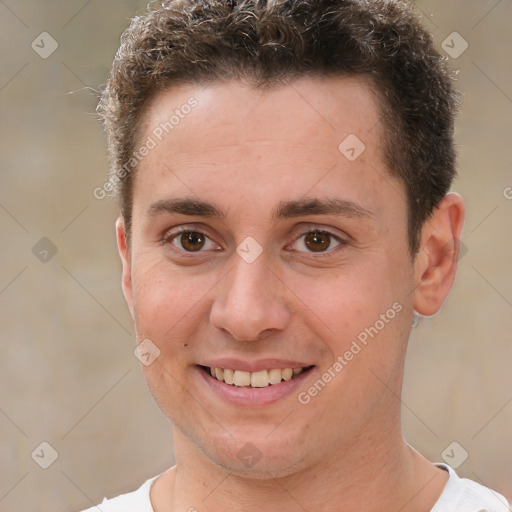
[{"x1": 116, "y1": 76, "x2": 465, "y2": 512}]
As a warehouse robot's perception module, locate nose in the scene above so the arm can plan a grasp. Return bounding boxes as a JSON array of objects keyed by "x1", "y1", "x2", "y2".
[{"x1": 209, "y1": 254, "x2": 291, "y2": 342}]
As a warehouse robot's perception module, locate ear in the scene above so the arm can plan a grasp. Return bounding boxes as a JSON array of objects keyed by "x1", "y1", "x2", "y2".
[
  {"x1": 116, "y1": 217, "x2": 135, "y2": 320},
  {"x1": 413, "y1": 192, "x2": 465, "y2": 316}
]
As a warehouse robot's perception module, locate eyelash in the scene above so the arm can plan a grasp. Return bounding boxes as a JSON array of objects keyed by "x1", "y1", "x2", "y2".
[
  {"x1": 161, "y1": 226, "x2": 348, "y2": 258},
  {"x1": 288, "y1": 229, "x2": 346, "y2": 257}
]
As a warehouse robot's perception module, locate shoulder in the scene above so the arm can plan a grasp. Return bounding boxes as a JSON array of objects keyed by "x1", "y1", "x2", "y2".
[
  {"x1": 431, "y1": 463, "x2": 510, "y2": 512},
  {"x1": 78, "y1": 474, "x2": 160, "y2": 512}
]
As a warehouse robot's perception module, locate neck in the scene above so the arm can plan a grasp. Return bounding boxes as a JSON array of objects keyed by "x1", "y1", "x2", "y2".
[{"x1": 151, "y1": 423, "x2": 447, "y2": 512}]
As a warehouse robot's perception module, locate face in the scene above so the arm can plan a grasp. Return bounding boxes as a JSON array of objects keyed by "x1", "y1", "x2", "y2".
[{"x1": 118, "y1": 77, "x2": 419, "y2": 476}]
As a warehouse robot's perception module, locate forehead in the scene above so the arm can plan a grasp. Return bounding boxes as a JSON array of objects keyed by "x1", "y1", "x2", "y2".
[
  {"x1": 140, "y1": 76, "x2": 383, "y2": 152},
  {"x1": 133, "y1": 76, "x2": 401, "y2": 225}
]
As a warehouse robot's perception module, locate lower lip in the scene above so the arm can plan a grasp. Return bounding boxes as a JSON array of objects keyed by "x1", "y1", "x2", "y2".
[{"x1": 196, "y1": 366, "x2": 314, "y2": 406}]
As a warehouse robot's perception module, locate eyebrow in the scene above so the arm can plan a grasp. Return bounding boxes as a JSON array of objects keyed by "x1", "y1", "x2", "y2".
[
  {"x1": 148, "y1": 198, "x2": 224, "y2": 218},
  {"x1": 147, "y1": 197, "x2": 374, "y2": 221},
  {"x1": 272, "y1": 197, "x2": 374, "y2": 220}
]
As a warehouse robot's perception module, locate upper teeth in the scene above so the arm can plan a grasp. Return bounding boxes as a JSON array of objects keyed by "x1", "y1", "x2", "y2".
[{"x1": 210, "y1": 367, "x2": 304, "y2": 387}]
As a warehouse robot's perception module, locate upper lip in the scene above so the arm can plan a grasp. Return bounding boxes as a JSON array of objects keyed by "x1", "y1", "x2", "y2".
[{"x1": 199, "y1": 358, "x2": 313, "y2": 372}]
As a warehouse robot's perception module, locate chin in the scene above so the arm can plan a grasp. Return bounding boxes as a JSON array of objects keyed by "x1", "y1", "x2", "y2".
[
  {"x1": 198, "y1": 427, "x2": 312, "y2": 479},
  {"x1": 210, "y1": 449, "x2": 309, "y2": 480}
]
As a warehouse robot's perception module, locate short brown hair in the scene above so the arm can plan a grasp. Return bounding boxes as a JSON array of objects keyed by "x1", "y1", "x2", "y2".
[{"x1": 98, "y1": 0, "x2": 459, "y2": 254}]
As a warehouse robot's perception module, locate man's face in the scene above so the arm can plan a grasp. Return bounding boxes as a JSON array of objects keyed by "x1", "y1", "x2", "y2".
[{"x1": 119, "y1": 77, "x2": 418, "y2": 475}]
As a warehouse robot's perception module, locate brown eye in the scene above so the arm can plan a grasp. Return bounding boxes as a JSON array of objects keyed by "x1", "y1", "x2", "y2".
[
  {"x1": 165, "y1": 227, "x2": 220, "y2": 255},
  {"x1": 177, "y1": 231, "x2": 206, "y2": 252},
  {"x1": 303, "y1": 231, "x2": 332, "y2": 252}
]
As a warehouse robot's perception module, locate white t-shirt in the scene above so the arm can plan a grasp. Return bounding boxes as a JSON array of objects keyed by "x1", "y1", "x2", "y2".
[{"x1": 79, "y1": 463, "x2": 510, "y2": 512}]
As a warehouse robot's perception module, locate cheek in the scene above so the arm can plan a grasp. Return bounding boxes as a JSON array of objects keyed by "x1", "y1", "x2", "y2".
[
  {"x1": 290, "y1": 254, "x2": 412, "y2": 383},
  {"x1": 293, "y1": 264, "x2": 395, "y2": 336},
  {"x1": 130, "y1": 257, "x2": 211, "y2": 342}
]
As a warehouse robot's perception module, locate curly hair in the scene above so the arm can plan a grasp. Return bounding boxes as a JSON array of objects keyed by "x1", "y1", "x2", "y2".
[{"x1": 98, "y1": 0, "x2": 460, "y2": 255}]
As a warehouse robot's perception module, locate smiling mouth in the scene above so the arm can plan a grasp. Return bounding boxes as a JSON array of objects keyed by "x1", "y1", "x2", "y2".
[{"x1": 199, "y1": 365, "x2": 314, "y2": 388}]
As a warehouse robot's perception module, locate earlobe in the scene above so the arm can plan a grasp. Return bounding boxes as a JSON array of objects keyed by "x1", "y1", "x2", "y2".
[
  {"x1": 413, "y1": 193, "x2": 465, "y2": 317},
  {"x1": 116, "y1": 217, "x2": 135, "y2": 320}
]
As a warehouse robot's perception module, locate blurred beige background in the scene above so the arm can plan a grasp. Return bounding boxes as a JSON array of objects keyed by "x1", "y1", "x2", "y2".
[{"x1": 0, "y1": 0, "x2": 511, "y2": 510}]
